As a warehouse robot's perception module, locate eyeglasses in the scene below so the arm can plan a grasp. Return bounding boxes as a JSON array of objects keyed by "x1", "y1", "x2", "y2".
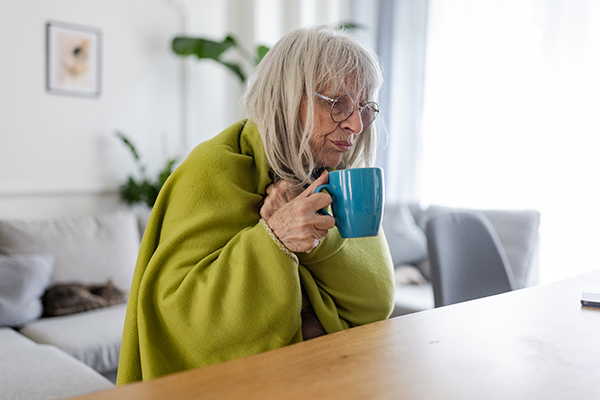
[{"x1": 315, "y1": 93, "x2": 380, "y2": 128}]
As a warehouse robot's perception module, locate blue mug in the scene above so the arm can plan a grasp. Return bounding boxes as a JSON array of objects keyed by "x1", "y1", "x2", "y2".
[{"x1": 314, "y1": 167, "x2": 384, "y2": 238}]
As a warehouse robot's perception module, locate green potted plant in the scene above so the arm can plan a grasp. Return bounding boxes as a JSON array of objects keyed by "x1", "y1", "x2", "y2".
[{"x1": 115, "y1": 131, "x2": 178, "y2": 208}]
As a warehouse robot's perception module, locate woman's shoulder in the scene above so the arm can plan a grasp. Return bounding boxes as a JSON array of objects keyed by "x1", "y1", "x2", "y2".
[
  {"x1": 175, "y1": 119, "x2": 268, "y2": 183},
  {"x1": 194, "y1": 119, "x2": 246, "y2": 151},
  {"x1": 189, "y1": 119, "x2": 262, "y2": 159}
]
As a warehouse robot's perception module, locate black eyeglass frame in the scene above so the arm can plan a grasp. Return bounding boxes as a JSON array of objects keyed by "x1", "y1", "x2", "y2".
[{"x1": 314, "y1": 92, "x2": 380, "y2": 127}]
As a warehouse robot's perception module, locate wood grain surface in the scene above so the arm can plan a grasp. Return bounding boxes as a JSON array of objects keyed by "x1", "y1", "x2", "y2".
[{"x1": 68, "y1": 269, "x2": 600, "y2": 400}]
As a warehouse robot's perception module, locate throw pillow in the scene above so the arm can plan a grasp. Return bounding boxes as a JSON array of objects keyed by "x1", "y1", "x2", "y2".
[
  {"x1": 42, "y1": 280, "x2": 127, "y2": 317},
  {"x1": 0, "y1": 254, "x2": 54, "y2": 327},
  {"x1": 382, "y1": 203, "x2": 428, "y2": 267}
]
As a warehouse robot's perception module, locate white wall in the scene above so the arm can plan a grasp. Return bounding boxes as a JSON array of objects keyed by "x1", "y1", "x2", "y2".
[
  {"x1": 0, "y1": 0, "x2": 350, "y2": 219},
  {"x1": 0, "y1": 0, "x2": 184, "y2": 217}
]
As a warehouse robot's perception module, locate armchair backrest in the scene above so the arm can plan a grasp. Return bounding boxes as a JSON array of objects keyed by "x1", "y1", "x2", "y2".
[
  {"x1": 426, "y1": 211, "x2": 516, "y2": 307},
  {"x1": 418, "y1": 205, "x2": 540, "y2": 289}
]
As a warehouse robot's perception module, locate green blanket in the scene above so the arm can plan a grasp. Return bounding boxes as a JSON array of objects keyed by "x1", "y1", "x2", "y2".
[{"x1": 117, "y1": 120, "x2": 395, "y2": 384}]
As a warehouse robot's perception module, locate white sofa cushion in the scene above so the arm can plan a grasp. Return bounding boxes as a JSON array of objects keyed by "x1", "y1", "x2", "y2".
[
  {"x1": 0, "y1": 254, "x2": 53, "y2": 327},
  {"x1": 0, "y1": 327, "x2": 113, "y2": 399},
  {"x1": 392, "y1": 281, "x2": 434, "y2": 317},
  {"x1": 19, "y1": 303, "x2": 127, "y2": 374},
  {"x1": 0, "y1": 210, "x2": 140, "y2": 292}
]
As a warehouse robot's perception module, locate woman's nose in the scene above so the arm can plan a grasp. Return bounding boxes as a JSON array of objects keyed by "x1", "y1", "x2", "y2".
[{"x1": 340, "y1": 107, "x2": 364, "y2": 134}]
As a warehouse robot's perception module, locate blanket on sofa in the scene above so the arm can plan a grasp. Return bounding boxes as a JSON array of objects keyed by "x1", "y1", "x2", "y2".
[{"x1": 116, "y1": 120, "x2": 395, "y2": 384}]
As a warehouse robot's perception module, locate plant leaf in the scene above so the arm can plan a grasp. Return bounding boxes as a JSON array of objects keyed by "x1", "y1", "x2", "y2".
[
  {"x1": 139, "y1": 180, "x2": 158, "y2": 207},
  {"x1": 115, "y1": 131, "x2": 141, "y2": 162},
  {"x1": 172, "y1": 36, "x2": 236, "y2": 60},
  {"x1": 256, "y1": 45, "x2": 270, "y2": 65},
  {"x1": 158, "y1": 158, "x2": 178, "y2": 187},
  {"x1": 119, "y1": 177, "x2": 143, "y2": 205},
  {"x1": 336, "y1": 22, "x2": 364, "y2": 31}
]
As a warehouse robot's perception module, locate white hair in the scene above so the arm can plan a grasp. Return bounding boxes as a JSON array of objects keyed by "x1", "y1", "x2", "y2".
[{"x1": 242, "y1": 25, "x2": 383, "y2": 186}]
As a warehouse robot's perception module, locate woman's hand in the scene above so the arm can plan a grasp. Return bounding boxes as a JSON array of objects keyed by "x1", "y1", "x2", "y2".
[
  {"x1": 260, "y1": 180, "x2": 304, "y2": 221},
  {"x1": 262, "y1": 171, "x2": 336, "y2": 253}
]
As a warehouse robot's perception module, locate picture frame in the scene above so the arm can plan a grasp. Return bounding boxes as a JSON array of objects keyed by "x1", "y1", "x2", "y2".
[{"x1": 46, "y1": 21, "x2": 101, "y2": 97}]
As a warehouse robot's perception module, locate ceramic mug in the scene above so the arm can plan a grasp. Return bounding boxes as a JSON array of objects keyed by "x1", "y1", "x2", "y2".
[{"x1": 313, "y1": 167, "x2": 384, "y2": 238}]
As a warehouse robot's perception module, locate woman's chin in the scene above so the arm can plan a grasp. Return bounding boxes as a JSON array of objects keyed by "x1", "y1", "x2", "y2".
[
  {"x1": 315, "y1": 152, "x2": 344, "y2": 169},
  {"x1": 326, "y1": 157, "x2": 344, "y2": 169},
  {"x1": 318, "y1": 160, "x2": 341, "y2": 169}
]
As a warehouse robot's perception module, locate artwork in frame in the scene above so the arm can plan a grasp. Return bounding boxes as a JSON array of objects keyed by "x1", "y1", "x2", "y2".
[{"x1": 46, "y1": 21, "x2": 101, "y2": 97}]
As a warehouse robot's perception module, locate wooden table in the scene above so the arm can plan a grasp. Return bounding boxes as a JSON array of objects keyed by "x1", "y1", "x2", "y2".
[{"x1": 70, "y1": 269, "x2": 600, "y2": 400}]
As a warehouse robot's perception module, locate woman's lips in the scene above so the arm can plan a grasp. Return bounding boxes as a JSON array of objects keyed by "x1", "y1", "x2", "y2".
[{"x1": 332, "y1": 141, "x2": 353, "y2": 151}]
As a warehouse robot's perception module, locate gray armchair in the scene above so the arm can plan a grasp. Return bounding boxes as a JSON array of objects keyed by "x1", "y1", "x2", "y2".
[
  {"x1": 426, "y1": 211, "x2": 516, "y2": 307},
  {"x1": 384, "y1": 203, "x2": 540, "y2": 316}
]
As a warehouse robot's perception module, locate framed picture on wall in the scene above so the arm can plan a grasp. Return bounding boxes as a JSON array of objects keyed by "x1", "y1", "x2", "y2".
[{"x1": 46, "y1": 21, "x2": 101, "y2": 97}]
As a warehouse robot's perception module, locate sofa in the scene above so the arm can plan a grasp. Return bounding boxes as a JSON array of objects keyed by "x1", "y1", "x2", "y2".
[
  {"x1": 0, "y1": 209, "x2": 149, "y2": 399},
  {"x1": 0, "y1": 203, "x2": 540, "y2": 399}
]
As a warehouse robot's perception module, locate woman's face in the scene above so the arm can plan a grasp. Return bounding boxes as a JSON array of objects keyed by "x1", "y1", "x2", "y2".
[{"x1": 301, "y1": 91, "x2": 365, "y2": 169}]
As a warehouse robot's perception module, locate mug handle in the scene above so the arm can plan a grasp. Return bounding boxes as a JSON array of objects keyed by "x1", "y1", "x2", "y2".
[{"x1": 313, "y1": 184, "x2": 332, "y2": 216}]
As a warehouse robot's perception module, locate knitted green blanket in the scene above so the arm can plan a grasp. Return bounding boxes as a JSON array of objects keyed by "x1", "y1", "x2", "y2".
[{"x1": 116, "y1": 120, "x2": 395, "y2": 384}]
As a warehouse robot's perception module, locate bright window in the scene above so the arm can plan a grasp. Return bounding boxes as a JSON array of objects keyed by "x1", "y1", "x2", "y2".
[{"x1": 420, "y1": 0, "x2": 600, "y2": 283}]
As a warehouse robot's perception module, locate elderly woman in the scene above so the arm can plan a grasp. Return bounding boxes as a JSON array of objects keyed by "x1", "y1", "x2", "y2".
[{"x1": 117, "y1": 25, "x2": 395, "y2": 384}]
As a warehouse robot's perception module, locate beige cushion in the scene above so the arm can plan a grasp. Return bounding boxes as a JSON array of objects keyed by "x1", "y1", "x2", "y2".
[
  {"x1": 0, "y1": 327, "x2": 113, "y2": 399},
  {"x1": 0, "y1": 211, "x2": 140, "y2": 292},
  {"x1": 19, "y1": 304, "x2": 127, "y2": 374}
]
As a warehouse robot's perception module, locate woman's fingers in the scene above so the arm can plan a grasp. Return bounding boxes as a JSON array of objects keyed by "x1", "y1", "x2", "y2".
[
  {"x1": 259, "y1": 197, "x2": 274, "y2": 221},
  {"x1": 267, "y1": 199, "x2": 335, "y2": 253},
  {"x1": 299, "y1": 170, "x2": 329, "y2": 199},
  {"x1": 305, "y1": 191, "x2": 332, "y2": 212},
  {"x1": 262, "y1": 170, "x2": 337, "y2": 253},
  {"x1": 261, "y1": 180, "x2": 303, "y2": 222},
  {"x1": 314, "y1": 213, "x2": 336, "y2": 231}
]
